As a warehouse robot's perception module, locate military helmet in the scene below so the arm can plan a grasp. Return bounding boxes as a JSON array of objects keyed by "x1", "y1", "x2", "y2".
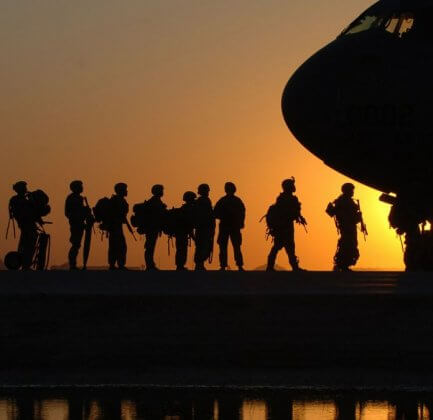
[
  {"x1": 12, "y1": 181, "x2": 27, "y2": 193},
  {"x1": 282, "y1": 177, "x2": 296, "y2": 193},
  {"x1": 198, "y1": 183, "x2": 210, "y2": 195},
  {"x1": 151, "y1": 184, "x2": 164, "y2": 196},
  {"x1": 224, "y1": 182, "x2": 236, "y2": 194},
  {"x1": 183, "y1": 191, "x2": 197, "y2": 202},
  {"x1": 114, "y1": 182, "x2": 128, "y2": 194},
  {"x1": 69, "y1": 180, "x2": 83, "y2": 193},
  {"x1": 341, "y1": 183, "x2": 355, "y2": 193}
]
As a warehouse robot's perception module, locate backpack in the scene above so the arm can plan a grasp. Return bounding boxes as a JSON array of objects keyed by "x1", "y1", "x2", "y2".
[
  {"x1": 130, "y1": 201, "x2": 151, "y2": 234},
  {"x1": 163, "y1": 207, "x2": 182, "y2": 236},
  {"x1": 29, "y1": 190, "x2": 51, "y2": 217},
  {"x1": 93, "y1": 197, "x2": 113, "y2": 231},
  {"x1": 264, "y1": 203, "x2": 287, "y2": 235}
]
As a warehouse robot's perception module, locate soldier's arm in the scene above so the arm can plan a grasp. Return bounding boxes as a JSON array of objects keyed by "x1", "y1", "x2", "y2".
[{"x1": 239, "y1": 198, "x2": 246, "y2": 227}]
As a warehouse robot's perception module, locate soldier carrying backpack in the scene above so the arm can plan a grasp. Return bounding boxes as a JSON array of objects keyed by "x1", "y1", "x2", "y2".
[
  {"x1": 131, "y1": 184, "x2": 167, "y2": 270},
  {"x1": 265, "y1": 178, "x2": 307, "y2": 272},
  {"x1": 193, "y1": 183, "x2": 215, "y2": 271},
  {"x1": 65, "y1": 180, "x2": 94, "y2": 270},
  {"x1": 173, "y1": 191, "x2": 197, "y2": 271},
  {"x1": 8, "y1": 181, "x2": 50, "y2": 270},
  {"x1": 94, "y1": 183, "x2": 131, "y2": 270},
  {"x1": 214, "y1": 182, "x2": 245, "y2": 271},
  {"x1": 326, "y1": 183, "x2": 364, "y2": 272}
]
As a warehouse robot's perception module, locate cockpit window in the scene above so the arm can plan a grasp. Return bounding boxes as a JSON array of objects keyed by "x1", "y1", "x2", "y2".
[
  {"x1": 384, "y1": 13, "x2": 414, "y2": 37},
  {"x1": 343, "y1": 15, "x2": 384, "y2": 36},
  {"x1": 341, "y1": 11, "x2": 414, "y2": 38}
]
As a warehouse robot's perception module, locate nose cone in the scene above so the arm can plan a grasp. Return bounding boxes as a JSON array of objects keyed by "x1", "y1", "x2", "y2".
[
  {"x1": 282, "y1": 34, "x2": 433, "y2": 192},
  {"x1": 282, "y1": 44, "x2": 341, "y2": 160}
]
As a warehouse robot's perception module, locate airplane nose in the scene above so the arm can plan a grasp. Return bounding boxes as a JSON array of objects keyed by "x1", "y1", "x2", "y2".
[
  {"x1": 281, "y1": 39, "x2": 393, "y2": 189},
  {"x1": 281, "y1": 45, "x2": 340, "y2": 159}
]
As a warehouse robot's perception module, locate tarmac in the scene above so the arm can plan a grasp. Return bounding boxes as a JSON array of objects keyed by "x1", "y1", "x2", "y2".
[{"x1": 0, "y1": 269, "x2": 433, "y2": 390}]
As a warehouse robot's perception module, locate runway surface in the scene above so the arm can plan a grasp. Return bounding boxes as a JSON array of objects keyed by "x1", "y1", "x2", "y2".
[{"x1": 0, "y1": 270, "x2": 432, "y2": 389}]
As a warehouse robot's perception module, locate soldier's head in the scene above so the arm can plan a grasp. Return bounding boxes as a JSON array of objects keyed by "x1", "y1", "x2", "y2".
[
  {"x1": 198, "y1": 183, "x2": 210, "y2": 197},
  {"x1": 224, "y1": 182, "x2": 236, "y2": 195},
  {"x1": 183, "y1": 191, "x2": 196, "y2": 203},
  {"x1": 341, "y1": 183, "x2": 355, "y2": 197},
  {"x1": 70, "y1": 180, "x2": 83, "y2": 194},
  {"x1": 151, "y1": 184, "x2": 164, "y2": 198},
  {"x1": 282, "y1": 178, "x2": 296, "y2": 193},
  {"x1": 13, "y1": 181, "x2": 27, "y2": 195},
  {"x1": 114, "y1": 182, "x2": 128, "y2": 197}
]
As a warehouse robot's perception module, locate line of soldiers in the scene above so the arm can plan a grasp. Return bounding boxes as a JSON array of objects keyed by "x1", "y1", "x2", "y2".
[
  {"x1": 6, "y1": 179, "x2": 368, "y2": 272},
  {"x1": 65, "y1": 181, "x2": 246, "y2": 271}
]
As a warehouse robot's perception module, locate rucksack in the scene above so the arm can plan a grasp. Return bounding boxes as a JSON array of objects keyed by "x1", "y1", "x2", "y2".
[
  {"x1": 131, "y1": 201, "x2": 151, "y2": 234},
  {"x1": 261, "y1": 203, "x2": 288, "y2": 236},
  {"x1": 93, "y1": 197, "x2": 113, "y2": 231},
  {"x1": 29, "y1": 190, "x2": 51, "y2": 218},
  {"x1": 163, "y1": 207, "x2": 182, "y2": 236}
]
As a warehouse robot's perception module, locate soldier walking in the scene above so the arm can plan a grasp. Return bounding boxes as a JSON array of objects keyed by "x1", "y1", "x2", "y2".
[
  {"x1": 108, "y1": 183, "x2": 130, "y2": 270},
  {"x1": 144, "y1": 184, "x2": 167, "y2": 271},
  {"x1": 214, "y1": 182, "x2": 245, "y2": 271},
  {"x1": 266, "y1": 178, "x2": 307, "y2": 271},
  {"x1": 8, "y1": 181, "x2": 39, "y2": 270},
  {"x1": 65, "y1": 180, "x2": 93, "y2": 270},
  {"x1": 174, "y1": 191, "x2": 197, "y2": 271},
  {"x1": 194, "y1": 184, "x2": 215, "y2": 270},
  {"x1": 326, "y1": 183, "x2": 365, "y2": 271}
]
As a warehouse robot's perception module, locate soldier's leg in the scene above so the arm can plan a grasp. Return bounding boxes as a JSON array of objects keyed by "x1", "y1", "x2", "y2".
[
  {"x1": 144, "y1": 231, "x2": 159, "y2": 269},
  {"x1": 283, "y1": 228, "x2": 299, "y2": 269},
  {"x1": 118, "y1": 231, "x2": 127, "y2": 268},
  {"x1": 348, "y1": 230, "x2": 360, "y2": 267},
  {"x1": 217, "y1": 228, "x2": 229, "y2": 269},
  {"x1": 108, "y1": 230, "x2": 118, "y2": 269},
  {"x1": 334, "y1": 236, "x2": 345, "y2": 270},
  {"x1": 337, "y1": 228, "x2": 358, "y2": 270},
  {"x1": 19, "y1": 229, "x2": 38, "y2": 270},
  {"x1": 175, "y1": 234, "x2": 188, "y2": 269},
  {"x1": 205, "y1": 227, "x2": 215, "y2": 262},
  {"x1": 68, "y1": 225, "x2": 84, "y2": 269},
  {"x1": 230, "y1": 229, "x2": 244, "y2": 269},
  {"x1": 267, "y1": 236, "x2": 283, "y2": 271},
  {"x1": 194, "y1": 228, "x2": 205, "y2": 267}
]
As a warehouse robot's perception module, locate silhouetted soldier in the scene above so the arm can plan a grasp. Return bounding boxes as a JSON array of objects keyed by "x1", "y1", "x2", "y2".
[
  {"x1": 194, "y1": 183, "x2": 215, "y2": 270},
  {"x1": 327, "y1": 183, "x2": 363, "y2": 271},
  {"x1": 108, "y1": 183, "x2": 129, "y2": 270},
  {"x1": 8, "y1": 181, "x2": 39, "y2": 270},
  {"x1": 387, "y1": 190, "x2": 424, "y2": 271},
  {"x1": 65, "y1": 180, "x2": 92, "y2": 270},
  {"x1": 266, "y1": 178, "x2": 306, "y2": 271},
  {"x1": 144, "y1": 184, "x2": 167, "y2": 270},
  {"x1": 174, "y1": 191, "x2": 196, "y2": 271},
  {"x1": 214, "y1": 182, "x2": 245, "y2": 271}
]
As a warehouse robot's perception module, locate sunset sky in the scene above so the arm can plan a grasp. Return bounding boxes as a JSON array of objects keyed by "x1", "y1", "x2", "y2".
[{"x1": 0, "y1": 0, "x2": 404, "y2": 270}]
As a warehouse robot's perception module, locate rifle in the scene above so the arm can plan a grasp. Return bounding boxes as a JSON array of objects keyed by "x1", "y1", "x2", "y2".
[
  {"x1": 125, "y1": 219, "x2": 137, "y2": 241},
  {"x1": 83, "y1": 197, "x2": 96, "y2": 233},
  {"x1": 297, "y1": 215, "x2": 308, "y2": 233},
  {"x1": 357, "y1": 199, "x2": 368, "y2": 241},
  {"x1": 6, "y1": 204, "x2": 16, "y2": 240}
]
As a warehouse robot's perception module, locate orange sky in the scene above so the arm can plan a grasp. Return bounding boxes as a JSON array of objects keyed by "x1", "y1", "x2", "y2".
[{"x1": 0, "y1": 0, "x2": 404, "y2": 270}]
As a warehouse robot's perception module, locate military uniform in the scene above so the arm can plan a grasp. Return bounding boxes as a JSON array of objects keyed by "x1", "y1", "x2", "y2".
[
  {"x1": 267, "y1": 192, "x2": 301, "y2": 270},
  {"x1": 214, "y1": 195, "x2": 245, "y2": 269},
  {"x1": 333, "y1": 194, "x2": 361, "y2": 270},
  {"x1": 9, "y1": 194, "x2": 38, "y2": 270},
  {"x1": 144, "y1": 196, "x2": 167, "y2": 270},
  {"x1": 108, "y1": 195, "x2": 129, "y2": 269},
  {"x1": 194, "y1": 195, "x2": 215, "y2": 269},
  {"x1": 65, "y1": 193, "x2": 88, "y2": 269}
]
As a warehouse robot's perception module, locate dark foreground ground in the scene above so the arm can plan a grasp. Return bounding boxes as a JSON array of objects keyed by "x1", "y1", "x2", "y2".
[{"x1": 1, "y1": 270, "x2": 433, "y2": 390}]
